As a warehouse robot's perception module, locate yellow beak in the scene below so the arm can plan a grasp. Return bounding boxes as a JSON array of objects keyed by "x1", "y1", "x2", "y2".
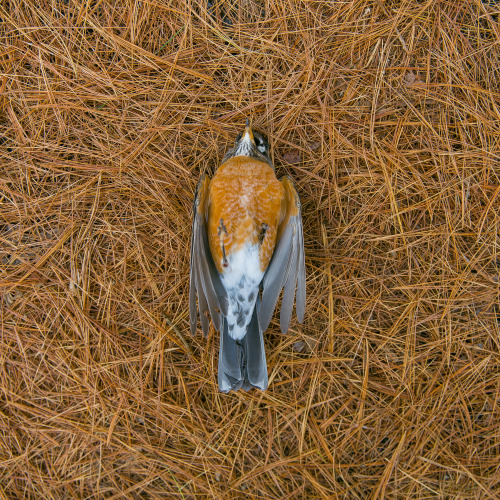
[{"x1": 242, "y1": 118, "x2": 255, "y2": 144}]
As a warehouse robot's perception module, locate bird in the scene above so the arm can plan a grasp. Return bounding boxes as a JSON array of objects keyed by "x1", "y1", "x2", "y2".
[{"x1": 189, "y1": 119, "x2": 305, "y2": 392}]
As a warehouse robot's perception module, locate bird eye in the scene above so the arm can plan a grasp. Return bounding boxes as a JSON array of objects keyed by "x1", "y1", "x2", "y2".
[{"x1": 256, "y1": 138, "x2": 267, "y2": 153}]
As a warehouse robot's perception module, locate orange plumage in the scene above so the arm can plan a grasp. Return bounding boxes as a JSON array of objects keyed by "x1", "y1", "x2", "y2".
[
  {"x1": 208, "y1": 156, "x2": 284, "y2": 274},
  {"x1": 189, "y1": 120, "x2": 305, "y2": 392}
]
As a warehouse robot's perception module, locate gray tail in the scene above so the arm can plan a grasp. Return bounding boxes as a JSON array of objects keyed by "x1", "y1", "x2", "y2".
[{"x1": 218, "y1": 296, "x2": 268, "y2": 392}]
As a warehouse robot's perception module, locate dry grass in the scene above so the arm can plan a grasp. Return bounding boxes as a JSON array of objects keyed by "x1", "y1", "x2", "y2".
[{"x1": 1, "y1": 0, "x2": 500, "y2": 498}]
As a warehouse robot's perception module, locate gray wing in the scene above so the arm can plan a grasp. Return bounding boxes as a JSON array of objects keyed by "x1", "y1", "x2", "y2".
[
  {"x1": 259, "y1": 175, "x2": 306, "y2": 334},
  {"x1": 189, "y1": 175, "x2": 227, "y2": 337}
]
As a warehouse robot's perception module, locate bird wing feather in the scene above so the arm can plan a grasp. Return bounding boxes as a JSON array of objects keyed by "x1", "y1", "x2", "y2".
[
  {"x1": 189, "y1": 175, "x2": 227, "y2": 336},
  {"x1": 259, "y1": 176, "x2": 306, "y2": 333}
]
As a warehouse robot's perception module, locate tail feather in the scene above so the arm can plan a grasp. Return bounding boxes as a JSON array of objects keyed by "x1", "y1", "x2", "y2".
[{"x1": 218, "y1": 296, "x2": 268, "y2": 392}]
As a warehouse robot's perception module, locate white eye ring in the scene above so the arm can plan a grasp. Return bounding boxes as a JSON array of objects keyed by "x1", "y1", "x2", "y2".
[{"x1": 256, "y1": 140, "x2": 266, "y2": 153}]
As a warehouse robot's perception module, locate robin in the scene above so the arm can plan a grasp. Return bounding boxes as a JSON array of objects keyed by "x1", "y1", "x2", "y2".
[{"x1": 189, "y1": 119, "x2": 305, "y2": 392}]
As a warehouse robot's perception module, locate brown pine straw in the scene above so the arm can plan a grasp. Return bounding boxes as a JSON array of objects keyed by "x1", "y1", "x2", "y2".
[{"x1": 1, "y1": 0, "x2": 500, "y2": 497}]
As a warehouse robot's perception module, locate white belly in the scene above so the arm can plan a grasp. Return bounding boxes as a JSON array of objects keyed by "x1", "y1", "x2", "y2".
[{"x1": 221, "y1": 244, "x2": 264, "y2": 340}]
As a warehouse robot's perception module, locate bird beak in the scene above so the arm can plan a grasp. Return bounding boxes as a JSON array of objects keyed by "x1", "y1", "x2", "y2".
[{"x1": 241, "y1": 118, "x2": 255, "y2": 145}]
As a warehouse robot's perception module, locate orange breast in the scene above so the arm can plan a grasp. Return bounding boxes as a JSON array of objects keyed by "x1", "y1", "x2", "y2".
[{"x1": 208, "y1": 157, "x2": 285, "y2": 274}]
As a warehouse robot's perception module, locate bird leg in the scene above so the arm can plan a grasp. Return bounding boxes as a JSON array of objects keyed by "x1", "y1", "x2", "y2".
[
  {"x1": 218, "y1": 218, "x2": 229, "y2": 268},
  {"x1": 258, "y1": 222, "x2": 268, "y2": 244}
]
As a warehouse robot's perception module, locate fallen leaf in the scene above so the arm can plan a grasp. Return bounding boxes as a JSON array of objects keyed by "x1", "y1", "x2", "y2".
[{"x1": 282, "y1": 149, "x2": 301, "y2": 164}]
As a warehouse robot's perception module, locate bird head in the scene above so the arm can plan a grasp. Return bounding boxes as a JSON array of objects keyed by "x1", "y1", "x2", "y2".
[{"x1": 222, "y1": 119, "x2": 273, "y2": 168}]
